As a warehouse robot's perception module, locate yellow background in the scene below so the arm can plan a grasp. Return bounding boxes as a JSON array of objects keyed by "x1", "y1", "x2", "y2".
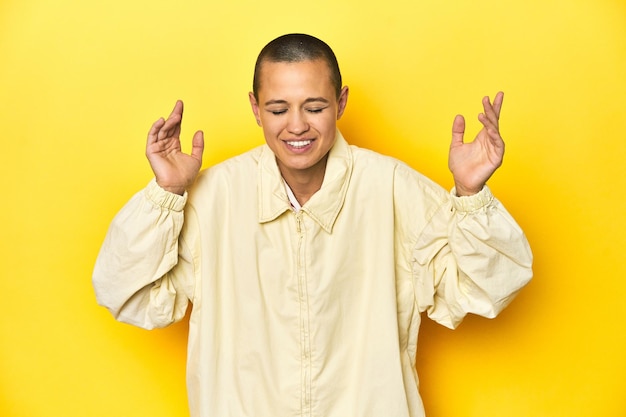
[{"x1": 1, "y1": 0, "x2": 625, "y2": 416}]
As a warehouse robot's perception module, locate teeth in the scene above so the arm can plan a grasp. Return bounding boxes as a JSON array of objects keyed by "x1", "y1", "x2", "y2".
[{"x1": 287, "y1": 140, "x2": 312, "y2": 148}]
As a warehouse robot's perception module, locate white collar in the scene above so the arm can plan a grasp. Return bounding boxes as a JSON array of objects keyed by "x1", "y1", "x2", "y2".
[{"x1": 283, "y1": 179, "x2": 302, "y2": 212}]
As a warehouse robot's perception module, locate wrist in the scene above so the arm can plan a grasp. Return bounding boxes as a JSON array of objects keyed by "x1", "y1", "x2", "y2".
[
  {"x1": 163, "y1": 187, "x2": 186, "y2": 196},
  {"x1": 145, "y1": 179, "x2": 188, "y2": 211},
  {"x1": 454, "y1": 183, "x2": 484, "y2": 197},
  {"x1": 155, "y1": 179, "x2": 186, "y2": 196}
]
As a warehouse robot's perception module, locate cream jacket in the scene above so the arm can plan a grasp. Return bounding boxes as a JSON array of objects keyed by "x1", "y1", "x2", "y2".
[{"x1": 93, "y1": 131, "x2": 533, "y2": 417}]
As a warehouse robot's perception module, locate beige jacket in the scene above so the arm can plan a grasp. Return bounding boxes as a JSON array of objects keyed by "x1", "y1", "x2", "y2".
[{"x1": 93, "y1": 131, "x2": 533, "y2": 417}]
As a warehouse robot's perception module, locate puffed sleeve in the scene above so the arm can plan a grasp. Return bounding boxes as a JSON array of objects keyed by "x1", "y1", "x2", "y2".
[
  {"x1": 92, "y1": 179, "x2": 199, "y2": 330},
  {"x1": 411, "y1": 185, "x2": 533, "y2": 329}
]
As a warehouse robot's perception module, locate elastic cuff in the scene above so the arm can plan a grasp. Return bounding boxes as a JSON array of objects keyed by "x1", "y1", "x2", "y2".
[
  {"x1": 450, "y1": 185, "x2": 494, "y2": 212},
  {"x1": 144, "y1": 179, "x2": 188, "y2": 211}
]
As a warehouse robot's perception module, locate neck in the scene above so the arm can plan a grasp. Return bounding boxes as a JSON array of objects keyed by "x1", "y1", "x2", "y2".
[{"x1": 279, "y1": 158, "x2": 328, "y2": 206}]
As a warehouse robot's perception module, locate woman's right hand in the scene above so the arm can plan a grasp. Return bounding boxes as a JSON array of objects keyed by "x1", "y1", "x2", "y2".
[{"x1": 145, "y1": 100, "x2": 204, "y2": 195}]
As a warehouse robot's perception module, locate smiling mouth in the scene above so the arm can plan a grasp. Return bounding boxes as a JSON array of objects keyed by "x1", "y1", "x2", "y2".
[{"x1": 285, "y1": 140, "x2": 312, "y2": 148}]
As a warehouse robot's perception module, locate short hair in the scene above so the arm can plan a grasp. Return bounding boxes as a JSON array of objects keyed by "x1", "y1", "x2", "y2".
[{"x1": 252, "y1": 33, "x2": 342, "y2": 100}]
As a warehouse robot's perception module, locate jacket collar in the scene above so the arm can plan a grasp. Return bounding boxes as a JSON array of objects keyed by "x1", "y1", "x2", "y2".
[{"x1": 257, "y1": 130, "x2": 353, "y2": 233}]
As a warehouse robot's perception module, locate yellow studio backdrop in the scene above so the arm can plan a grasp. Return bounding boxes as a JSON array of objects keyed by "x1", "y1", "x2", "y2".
[{"x1": 1, "y1": 0, "x2": 625, "y2": 415}]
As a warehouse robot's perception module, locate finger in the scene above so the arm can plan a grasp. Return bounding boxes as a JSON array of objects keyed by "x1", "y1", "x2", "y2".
[
  {"x1": 169, "y1": 100, "x2": 184, "y2": 119},
  {"x1": 486, "y1": 125, "x2": 504, "y2": 142},
  {"x1": 481, "y1": 96, "x2": 499, "y2": 128},
  {"x1": 191, "y1": 130, "x2": 205, "y2": 163},
  {"x1": 478, "y1": 112, "x2": 496, "y2": 129},
  {"x1": 487, "y1": 128, "x2": 505, "y2": 157},
  {"x1": 147, "y1": 117, "x2": 165, "y2": 144},
  {"x1": 158, "y1": 102, "x2": 184, "y2": 140},
  {"x1": 492, "y1": 91, "x2": 504, "y2": 118},
  {"x1": 451, "y1": 114, "x2": 465, "y2": 146},
  {"x1": 167, "y1": 100, "x2": 184, "y2": 137}
]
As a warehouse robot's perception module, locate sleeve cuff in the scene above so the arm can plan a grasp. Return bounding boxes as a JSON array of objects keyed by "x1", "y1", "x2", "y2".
[
  {"x1": 450, "y1": 185, "x2": 494, "y2": 212},
  {"x1": 144, "y1": 178, "x2": 188, "y2": 212}
]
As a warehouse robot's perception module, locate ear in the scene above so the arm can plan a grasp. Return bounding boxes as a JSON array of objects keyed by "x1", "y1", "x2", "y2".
[
  {"x1": 248, "y1": 92, "x2": 262, "y2": 126},
  {"x1": 336, "y1": 86, "x2": 349, "y2": 120}
]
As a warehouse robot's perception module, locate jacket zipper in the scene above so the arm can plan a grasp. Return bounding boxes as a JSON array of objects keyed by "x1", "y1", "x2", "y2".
[{"x1": 295, "y1": 212, "x2": 311, "y2": 416}]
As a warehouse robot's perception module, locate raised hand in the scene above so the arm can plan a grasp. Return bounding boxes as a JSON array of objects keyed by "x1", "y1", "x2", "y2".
[
  {"x1": 448, "y1": 92, "x2": 505, "y2": 196},
  {"x1": 146, "y1": 100, "x2": 204, "y2": 195}
]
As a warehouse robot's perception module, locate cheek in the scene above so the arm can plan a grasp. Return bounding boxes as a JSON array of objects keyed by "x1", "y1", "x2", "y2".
[
  {"x1": 316, "y1": 115, "x2": 338, "y2": 133},
  {"x1": 260, "y1": 119, "x2": 281, "y2": 137}
]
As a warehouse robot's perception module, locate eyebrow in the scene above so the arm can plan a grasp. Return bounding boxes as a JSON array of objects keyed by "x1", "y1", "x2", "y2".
[{"x1": 264, "y1": 97, "x2": 330, "y2": 106}]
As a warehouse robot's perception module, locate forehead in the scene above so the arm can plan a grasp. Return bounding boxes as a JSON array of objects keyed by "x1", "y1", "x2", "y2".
[{"x1": 256, "y1": 59, "x2": 334, "y2": 99}]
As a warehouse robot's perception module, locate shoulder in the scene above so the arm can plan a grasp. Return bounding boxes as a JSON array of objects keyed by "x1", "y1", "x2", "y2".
[
  {"x1": 350, "y1": 144, "x2": 446, "y2": 198},
  {"x1": 185, "y1": 145, "x2": 265, "y2": 208},
  {"x1": 348, "y1": 144, "x2": 403, "y2": 184},
  {"x1": 349, "y1": 143, "x2": 399, "y2": 168},
  {"x1": 194, "y1": 145, "x2": 264, "y2": 187}
]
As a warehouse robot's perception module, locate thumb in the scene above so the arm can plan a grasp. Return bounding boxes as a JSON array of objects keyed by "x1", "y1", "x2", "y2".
[
  {"x1": 191, "y1": 130, "x2": 205, "y2": 163},
  {"x1": 451, "y1": 115, "x2": 465, "y2": 147}
]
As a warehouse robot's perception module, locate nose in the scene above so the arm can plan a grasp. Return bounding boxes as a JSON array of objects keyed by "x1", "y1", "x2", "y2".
[{"x1": 286, "y1": 110, "x2": 309, "y2": 135}]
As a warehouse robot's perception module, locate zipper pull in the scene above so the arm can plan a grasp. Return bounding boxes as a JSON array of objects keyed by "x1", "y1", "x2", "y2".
[{"x1": 295, "y1": 212, "x2": 303, "y2": 234}]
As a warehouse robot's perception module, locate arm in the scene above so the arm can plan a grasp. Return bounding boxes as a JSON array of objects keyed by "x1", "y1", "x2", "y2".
[
  {"x1": 92, "y1": 181, "x2": 198, "y2": 329},
  {"x1": 412, "y1": 188, "x2": 533, "y2": 329},
  {"x1": 411, "y1": 93, "x2": 532, "y2": 328},
  {"x1": 92, "y1": 101, "x2": 204, "y2": 329}
]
